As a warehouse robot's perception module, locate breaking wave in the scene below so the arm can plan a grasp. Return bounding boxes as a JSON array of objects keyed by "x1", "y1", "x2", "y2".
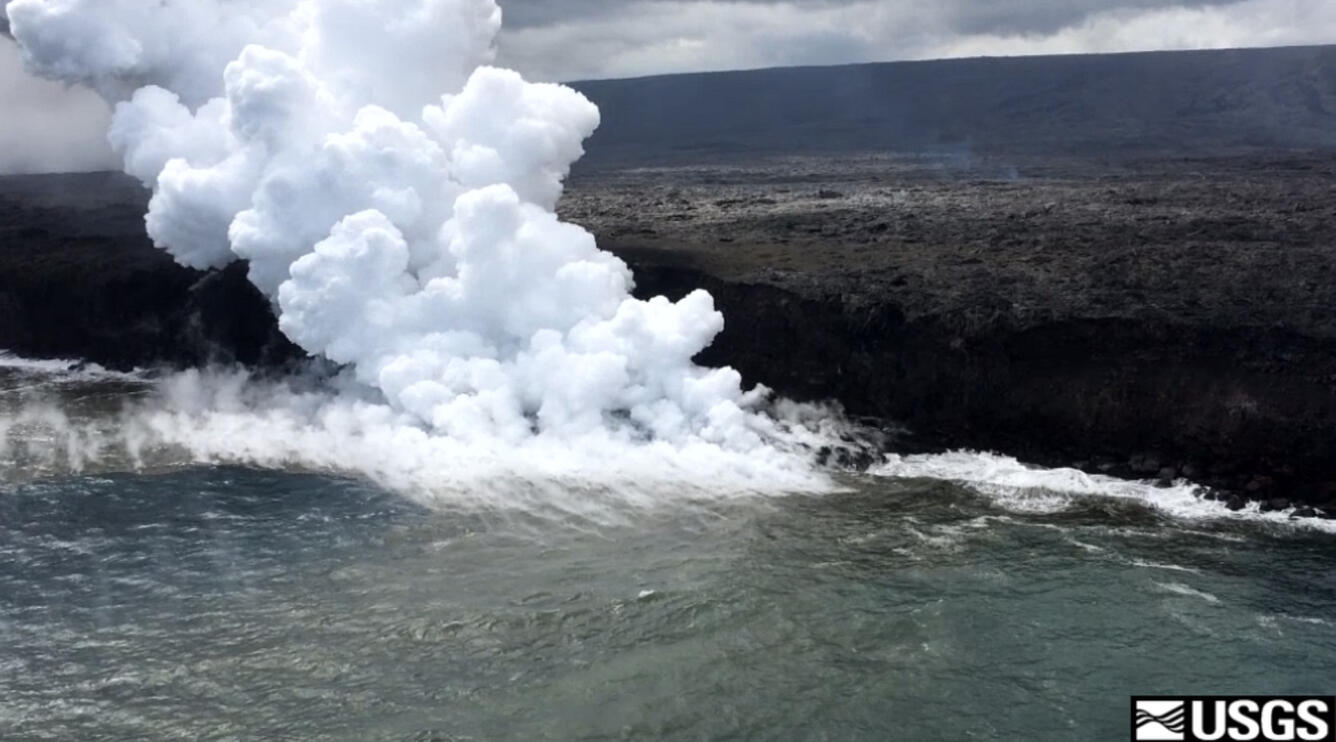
[{"x1": 875, "y1": 450, "x2": 1336, "y2": 533}]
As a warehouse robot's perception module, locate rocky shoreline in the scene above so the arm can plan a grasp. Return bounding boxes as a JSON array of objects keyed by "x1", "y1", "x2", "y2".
[
  {"x1": 566, "y1": 153, "x2": 1336, "y2": 513},
  {"x1": 2, "y1": 154, "x2": 1336, "y2": 512}
]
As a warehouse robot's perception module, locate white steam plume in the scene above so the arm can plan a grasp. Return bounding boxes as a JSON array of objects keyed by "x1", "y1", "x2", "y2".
[{"x1": 4, "y1": 0, "x2": 839, "y2": 494}]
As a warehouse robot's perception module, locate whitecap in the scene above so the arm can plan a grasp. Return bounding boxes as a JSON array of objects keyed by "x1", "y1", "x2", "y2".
[
  {"x1": 1153, "y1": 581, "x2": 1221, "y2": 604},
  {"x1": 875, "y1": 450, "x2": 1336, "y2": 534}
]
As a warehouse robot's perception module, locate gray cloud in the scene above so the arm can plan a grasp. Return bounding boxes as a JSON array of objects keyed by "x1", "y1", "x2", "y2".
[
  {"x1": 498, "y1": 0, "x2": 1243, "y2": 36},
  {"x1": 1, "y1": 0, "x2": 1333, "y2": 173},
  {"x1": 927, "y1": 0, "x2": 1243, "y2": 36},
  {"x1": 494, "y1": 0, "x2": 1336, "y2": 80}
]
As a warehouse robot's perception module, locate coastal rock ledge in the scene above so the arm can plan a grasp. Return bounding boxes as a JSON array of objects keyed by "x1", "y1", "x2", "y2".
[{"x1": 3, "y1": 162, "x2": 1335, "y2": 509}]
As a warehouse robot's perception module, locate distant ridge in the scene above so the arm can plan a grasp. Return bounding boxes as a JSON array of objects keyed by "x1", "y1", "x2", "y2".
[{"x1": 570, "y1": 45, "x2": 1336, "y2": 165}]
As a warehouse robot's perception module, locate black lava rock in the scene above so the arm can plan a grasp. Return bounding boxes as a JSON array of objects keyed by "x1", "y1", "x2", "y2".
[{"x1": 1260, "y1": 497, "x2": 1291, "y2": 513}]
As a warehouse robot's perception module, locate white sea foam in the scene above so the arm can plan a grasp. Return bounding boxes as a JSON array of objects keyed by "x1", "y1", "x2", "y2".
[
  {"x1": 1153, "y1": 581, "x2": 1221, "y2": 604},
  {"x1": 0, "y1": 352, "x2": 145, "y2": 384},
  {"x1": 1128, "y1": 559, "x2": 1202, "y2": 575},
  {"x1": 1275, "y1": 615, "x2": 1330, "y2": 627},
  {"x1": 875, "y1": 450, "x2": 1336, "y2": 533},
  {"x1": 0, "y1": 353, "x2": 84, "y2": 375}
]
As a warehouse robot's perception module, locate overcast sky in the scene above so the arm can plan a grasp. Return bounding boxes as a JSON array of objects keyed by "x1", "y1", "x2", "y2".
[
  {"x1": 2, "y1": 0, "x2": 1335, "y2": 172},
  {"x1": 495, "y1": 0, "x2": 1336, "y2": 80}
]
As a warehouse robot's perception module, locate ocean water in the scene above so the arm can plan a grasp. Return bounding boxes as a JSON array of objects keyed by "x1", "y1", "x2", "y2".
[{"x1": 2, "y1": 361, "x2": 1335, "y2": 740}]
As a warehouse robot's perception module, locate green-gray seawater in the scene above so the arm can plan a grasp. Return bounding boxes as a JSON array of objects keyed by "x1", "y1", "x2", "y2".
[{"x1": 3, "y1": 467, "x2": 1333, "y2": 741}]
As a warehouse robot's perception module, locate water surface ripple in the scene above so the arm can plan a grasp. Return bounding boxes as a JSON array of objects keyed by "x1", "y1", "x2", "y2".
[{"x1": 2, "y1": 469, "x2": 1333, "y2": 740}]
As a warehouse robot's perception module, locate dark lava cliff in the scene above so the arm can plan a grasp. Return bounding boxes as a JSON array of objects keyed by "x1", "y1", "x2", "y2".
[
  {"x1": 0, "y1": 172, "x2": 296, "y2": 368},
  {"x1": 561, "y1": 153, "x2": 1336, "y2": 510}
]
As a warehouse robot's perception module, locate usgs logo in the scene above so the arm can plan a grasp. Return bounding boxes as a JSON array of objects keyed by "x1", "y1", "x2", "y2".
[{"x1": 1132, "y1": 697, "x2": 1336, "y2": 741}]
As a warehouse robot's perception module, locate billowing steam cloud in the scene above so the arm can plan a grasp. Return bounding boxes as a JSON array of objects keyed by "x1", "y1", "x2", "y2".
[{"x1": 4, "y1": 0, "x2": 837, "y2": 496}]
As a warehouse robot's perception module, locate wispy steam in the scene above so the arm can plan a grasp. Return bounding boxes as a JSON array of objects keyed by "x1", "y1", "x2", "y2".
[{"x1": 0, "y1": 36, "x2": 114, "y2": 174}]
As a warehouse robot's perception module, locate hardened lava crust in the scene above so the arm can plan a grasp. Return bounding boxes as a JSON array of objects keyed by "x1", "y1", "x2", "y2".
[{"x1": 566, "y1": 152, "x2": 1336, "y2": 509}]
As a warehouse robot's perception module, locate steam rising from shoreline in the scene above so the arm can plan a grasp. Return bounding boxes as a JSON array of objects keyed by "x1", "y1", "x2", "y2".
[
  {"x1": 0, "y1": 361, "x2": 842, "y2": 518},
  {"x1": 5, "y1": 357, "x2": 1332, "y2": 532},
  {"x1": 4, "y1": 0, "x2": 836, "y2": 493}
]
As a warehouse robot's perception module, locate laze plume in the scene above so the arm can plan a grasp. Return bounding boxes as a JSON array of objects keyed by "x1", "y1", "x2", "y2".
[{"x1": 4, "y1": 0, "x2": 834, "y2": 496}]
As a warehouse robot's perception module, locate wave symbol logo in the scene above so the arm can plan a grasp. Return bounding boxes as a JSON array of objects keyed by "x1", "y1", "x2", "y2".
[{"x1": 1135, "y1": 700, "x2": 1187, "y2": 741}]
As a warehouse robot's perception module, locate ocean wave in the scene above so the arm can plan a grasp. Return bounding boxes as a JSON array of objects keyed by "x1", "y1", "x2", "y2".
[{"x1": 874, "y1": 450, "x2": 1336, "y2": 534}]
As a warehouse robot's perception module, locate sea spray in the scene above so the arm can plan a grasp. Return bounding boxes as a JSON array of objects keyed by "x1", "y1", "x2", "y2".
[
  {"x1": 3, "y1": 0, "x2": 846, "y2": 497},
  {"x1": 874, "y1": 450, "x2": 1336, "y2": 532},
  {"x1": 0, "y1": 363, "x2": 851, "y2": 520}
]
